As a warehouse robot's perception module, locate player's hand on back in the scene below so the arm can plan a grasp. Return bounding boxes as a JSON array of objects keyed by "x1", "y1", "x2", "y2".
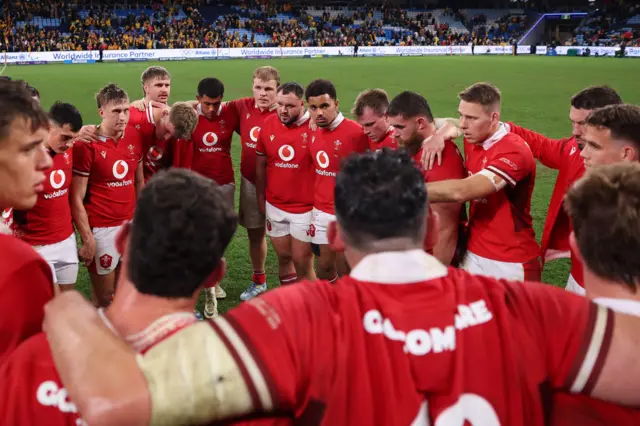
[
  {"x1": 76, "y1": 125, "x2": 100, "y2": 143},
  {"x1": 130, "y1": 99, "x2": 147, "y2": 112},
  {"x1": 78, "y1": 234, "x2": 96, "y2": 266},
  {"x1": 421, "y1": 133, "x2": 445, "y2": 170}
]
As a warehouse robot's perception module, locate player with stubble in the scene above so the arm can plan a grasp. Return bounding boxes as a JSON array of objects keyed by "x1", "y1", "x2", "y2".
[
  {"x1": 43, "y1": 149, "x2": 640, "y2": 426},
  {"x1": 13, "y1": 102, "x2": 83, "y2": 291},
  {"x1": 306, "y1": 78, "x2": 369, "y2": 281},
  {"x1": 71, "y1": 84, "x2": 144, "y2": 307},
  {"x1": 426, "y1": 82, "x2": 541, "y2": 281},
  {"x1": 0, "y1": 80, "x2": 55, "y2": 362},
  {"x1": 386, "y1": 91, "x2": 466, "y2": 265},
  {"x1": 256, "y1": 82, "x2": 316, "y2": 284}
]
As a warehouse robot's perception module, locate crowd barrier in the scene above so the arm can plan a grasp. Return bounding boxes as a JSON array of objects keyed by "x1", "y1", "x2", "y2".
[{"x1": 3, "y1": 44, "x2": 638, "y2": 65}]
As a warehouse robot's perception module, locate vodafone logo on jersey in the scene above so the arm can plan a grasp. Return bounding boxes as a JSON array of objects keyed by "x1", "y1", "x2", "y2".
[
  {"x1": 2, "y1": 208, "x2": 11, "y2": 219},
  {"x1": 50, "y1": 170, "x2": 66, "y2": 189},
  {"x1": 147, "y1": 146, "x2": 164, "y2": 162},
  {"x1": 112, "y1": 160, "x2": 129, "y2": 180},
  {"x1": 202, "y1": 132, "x2": 219, "y2": 147},
  {"x1": 316, "y1": 151, "x2": 330, "y2": 169},
  {"x1": 278, "y1": 145, "x2": 295, "y2": 162},
  {"x1": 249, "y1": 126, "x2": 260, "y2": 142}
]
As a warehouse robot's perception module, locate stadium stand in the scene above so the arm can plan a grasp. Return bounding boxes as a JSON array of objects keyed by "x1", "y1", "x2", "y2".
[{"x1": 1, "y1": 0, "x2": 638, "y2": 52}]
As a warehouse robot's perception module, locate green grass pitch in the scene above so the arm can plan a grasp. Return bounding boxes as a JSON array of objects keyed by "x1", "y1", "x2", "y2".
[{"x1": 7, "y1": 55, "x2": 640, "y2": 313}]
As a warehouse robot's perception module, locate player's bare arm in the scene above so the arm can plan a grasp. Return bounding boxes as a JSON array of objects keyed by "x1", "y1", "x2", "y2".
[
  {"x1": 44, "y1": 291, "x2": 151, "y2": 426},
  {"x1": 70, "y1": 175, "x2": 95, "y2": 265},
  {"x1": 135, "y1": 161, "x2": 144, "y2": 198},
  {"x1": 255, "y1": 153, "x2": 267, "y2": 215},
  {"x1": 421, "y1": 119, "x2": 463, "y2": 170},
  {"x1": 430, "y1": 202, "x2": 460, "y2": 265},
  {"x1": 427, "y1": 171, "x2": 505, "y2": 203}
]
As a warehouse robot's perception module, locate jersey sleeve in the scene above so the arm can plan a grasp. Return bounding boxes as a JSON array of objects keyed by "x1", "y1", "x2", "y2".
[
  {"x1": 72, "y1": 141, "x2": 93, "y2": 177},
  {"x1": 228, "y1": 99, "x2": 243, "y2": 133},
  {"x1": 137, "y1": 283, "x2": 335, "y2": 425},
  {"x1": 425, "y1": 140, "x2": 466, "y2": 182},
  {"x1": 171, "y1": 138, "x2": 193, "y2": 169},
  {"x1": 485, "y1": 139, "x2": 535, "y2": 187},
  {"x1": 506, "y1": 122, "x2": 570, "y2": 170},
  {"x1": 512, "y1": 282, "x2": 614, "y2": 395},
  {"x1": 355, "y1": 131, "x2": 370, "y2": 153},
  {"x1": 0, "y1": 259, "x2": 54, "y2": 361}
]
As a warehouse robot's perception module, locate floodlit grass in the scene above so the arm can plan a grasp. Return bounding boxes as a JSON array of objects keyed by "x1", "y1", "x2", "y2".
[{"x1": 8, "y1": 55, "x2": 640, "y2": 312}]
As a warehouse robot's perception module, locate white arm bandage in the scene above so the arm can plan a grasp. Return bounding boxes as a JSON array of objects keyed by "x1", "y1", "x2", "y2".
[
  {"x1": 476, "y1": 169, "x2": 509, "y2": 192},
  {"x1": 137, "y1": 320, "x2": 267, "y2": 426}
]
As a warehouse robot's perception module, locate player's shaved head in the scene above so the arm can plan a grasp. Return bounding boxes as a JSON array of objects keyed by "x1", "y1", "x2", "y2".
[
  {"x1": 571, "y1": 86, "x2": 622, "y2": 111},
  {"x1": 387, "y1": 91, "x2": 434, "y2": 122},
  {"x1": 565, "y1": 162, "x2": 640, "y2": 292},
  {"x1": 277, "y1": 82, "x2": 304, "y2": 99},
  {"x1": 335, "y1": 149, "x2": 427, "y2": 251},
  {"x1": 96, "y1": 83, "x2": 129, "y2": 108},
  {"x1": 458, "y1": 82, "x2": 501, "y2": 113},
  {"x1": 127, "y1": 168, "x2": 238, "y2": 298}
]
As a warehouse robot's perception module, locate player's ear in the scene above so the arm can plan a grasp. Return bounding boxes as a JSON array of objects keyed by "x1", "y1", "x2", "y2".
[
  {"x1": 98, "y1": 107, "x2": 105, "y2": 119},
  {"x1": 424, "y1": 208, "x2": 440, "y2": 253},
  {"x1": 328, "y1": 221, "x2": 345, "y2": 252},
  {"x1": 115, "y1": 221, "x2": 132, "y2": 256},
  {"x1": 622, "y1": 145, "x2": 637, "y2": 162},
  {"x1": 569, "y1": 231, "x2": 583, "y2": 264}
]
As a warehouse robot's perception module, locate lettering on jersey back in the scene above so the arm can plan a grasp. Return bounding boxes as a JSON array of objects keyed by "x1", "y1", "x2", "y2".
[{"x1": 363, "y1": 300, "x2": 493, "y2": 356}]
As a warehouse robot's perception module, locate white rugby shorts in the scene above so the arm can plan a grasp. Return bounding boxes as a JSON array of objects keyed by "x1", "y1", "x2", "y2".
[
  {"x1": 92, "y1": 225, "x2": 124, "y2": 276},
  {"x1": 461, "y1": 251, "x2": 542, "y2": 282},
  {"x1": 265, "y1": 202, "x2": 313, "y2": 242},
  {"x1": 310, "y1": 208, "x2": 336, "y2": 245},
  {"x1": 34, "y1": 233, "x2": 79, "y2": 285}
]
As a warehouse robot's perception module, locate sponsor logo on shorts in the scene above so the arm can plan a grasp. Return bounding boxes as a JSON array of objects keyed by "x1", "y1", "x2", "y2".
[
  {"x1": 307, "y1": 224, "x2": 316, "y2": 237},
  {"x1": 50, "y1": 170, "x2": 66, "y2": 189},
  {"x1": 266, "y1": 219, "x2": 272, "y2": 232}
]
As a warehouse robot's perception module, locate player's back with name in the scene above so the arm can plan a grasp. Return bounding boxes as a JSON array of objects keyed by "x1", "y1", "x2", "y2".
[
  {"x1": 222, "y1": 252, "x2": 610, "y2": 425},
  {"x1": 72, "y1": 129, "x2": 143, "y2": 228},
  {"x1": 256, "y1": 113, "x2": 314, "y2": 213},
  {"x1": 13, "y1": 149, "x2": 74, "y2": 246}
]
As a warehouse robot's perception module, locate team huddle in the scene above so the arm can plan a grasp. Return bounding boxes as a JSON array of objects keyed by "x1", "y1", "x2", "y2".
[{"x1": 2, "y1": 63, "x2": 640, "y2": 426}]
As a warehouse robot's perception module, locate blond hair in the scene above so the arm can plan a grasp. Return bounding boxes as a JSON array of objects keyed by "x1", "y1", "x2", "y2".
[
  {"x1": 169, "y1": 102, "x2": 198, "y2": 139},
  {"x1": 252, "y1": 66, "x2": 280, "y2": 85}
]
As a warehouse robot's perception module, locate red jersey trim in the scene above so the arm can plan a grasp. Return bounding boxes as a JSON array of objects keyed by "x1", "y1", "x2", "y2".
[
  {"x1": 210, "y1": 316, "x2": 275, "y2": 411},
  {"x1": 486, "y1": 165, "x2": 516, "y2": 187},
  {"x1": 565, "y1": 304, "x2": 614, "y2": 394}
]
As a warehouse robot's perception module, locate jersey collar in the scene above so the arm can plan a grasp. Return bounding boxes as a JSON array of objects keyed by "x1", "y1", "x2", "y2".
[
  {"x1": 255, "y1": 102, "x2": 278, "y2": 112},
  {"x1": 593, "y1": 298, "x2": 640, "y2": 316},
  {"x1": 481, "y1": 122, "x2": 508, "y2": 150},
  {"x1": 197, "y1": 103, "x2": 222, "y2": 117},
  {"x1": 326, "y1": 112, "x2": 345, "y2": 131},
  {"x1": 293, "y1": 110, "x2": 310, "y2": 127},
  {"x1": 350, "y1": 249, "x2": 448, "y2": 284},
  {"x1": 147, "y1": 101, "x2": 155, "y2": 125}
]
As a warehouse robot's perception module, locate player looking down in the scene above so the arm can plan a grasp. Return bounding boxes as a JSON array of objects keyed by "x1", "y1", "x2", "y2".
[
  {"x1": 256, "y1": 82, "x2": 316, "y2": 284},
  {"x1": 386, "y1": 91, "x2": 466, "y2": 265},
  {"x1": 352, "y1": 88, "x2": 397, "y2": 151},
  {"x1": 13, "y1": 102, "x2": 83, "y2": 290},
  {"x1": 71, "y1": 84, "x2": 144, "y2": 307}
]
